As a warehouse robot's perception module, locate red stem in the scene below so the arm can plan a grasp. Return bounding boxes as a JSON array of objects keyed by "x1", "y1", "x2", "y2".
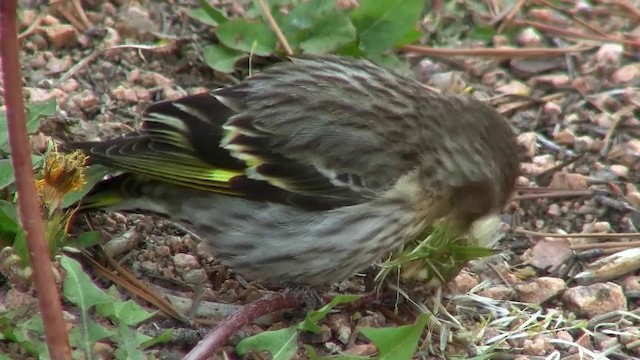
[
  {"x1": 184, "y1": 293, "x2": 302, "y2": 360},
  {"x1": 0, "y1": 2, "x2": 71, "y2": 359}
]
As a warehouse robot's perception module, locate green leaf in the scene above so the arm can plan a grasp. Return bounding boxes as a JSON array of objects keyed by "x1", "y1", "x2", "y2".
[
  {"x1": 350, "y1": 0, "x2": 424, "y2": 58},
  {"x1": 300, "y1": 295, "x2": 360, "y2": 333},
  {"x1": 65, "y1": 230, "x2": 101, "y2": 250},
  {"x1": 359, "y1": 313, "x2": 428, "y2": 360},
  {"x1": 96, "y1": 299, "x2": 155, "y2": 326},
  {"x1": 274, "y1": 0, "x2": 356, "y2": 55},
  {"x1": 141, "y1": 329, "x2": 173, "y2": 349},
  {"x1": 61, "y1": 256, "x2": 113, "y2": 310},
  {"x1": 112, "y1": 323, "x2": 149, "y2": 360},
  {"x1": 0, "y1": 200, "x2": 20, "y2": 248},
  {"x1": 0, "y1": 155, "x2": 43, "y2": 190},
  {"x1": 236, "y1": 326, "x2": 299, "y2": 360},
  {"x1": 0, "y1": 159, "x2": 16, "y2": 191},
  {"x1": 195, "y1": 0, "x2": 228, "y2": 25},
  {"x1": 68, "y1": 318, "x2": 114, "y2": 345},
  {"x1": 299, "y1": 11, "x2": 356, "y2": 54},
  {"x1": 215, "y1": 19, "x2": 277, "y2": 56},
  {"x1": 26, "y1": 98, "x2": 56, "y2": 133},
  {"x1": 0, "y1": 99, "x2": 56, "y2": 153},
  {"x1": 185, "y1": 7, "x2": 219, "y2": 26},
  {"x1": 203, "y1": 44, "x2": 247, "y2": 73}
]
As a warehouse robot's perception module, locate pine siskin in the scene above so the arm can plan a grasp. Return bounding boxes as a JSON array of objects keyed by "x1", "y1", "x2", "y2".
[{"x1": 69, "y1": 56, "x2": 520, "y2": 286}]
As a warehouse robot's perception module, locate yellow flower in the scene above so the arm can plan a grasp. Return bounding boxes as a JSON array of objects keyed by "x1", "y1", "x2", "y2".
[{"x1": 36, "y1": 148, "x2": 87, "y2": 210}]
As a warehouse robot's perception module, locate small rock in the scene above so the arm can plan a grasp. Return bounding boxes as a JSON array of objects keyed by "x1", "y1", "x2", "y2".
[
  {"x1": 43, "y1": 24, "x2": 78, "y2": 48},
  {"x1": 549, "y1": 171, "x2": 588, "y2": 190},
  {"x1": 522, "y1": 334, "x2": 553, "y2": 356},
  {"x1": 547, "y1": 203, "x2": 561, "y2": 216},
  {"x1": 478, "y1": 285, "x2": 515, "y2": 300},
  {"x1": 517, "y1": 132, "x2": 538, "y2": 158},
  {"x1": 111, "y1": 85, "x2": 139, "y2": 103},
  {"x1": 328, "y1": 313, "x2": 352, "y2": 345},
  {"x1": 344, "y1": 343, "x2": 377, "y2": 357},
  {"x1": 118, "y1": 4, "x2": 158, "y2": 37},
  {"x1": 182, "y1": 269, "x2": 207, "y2": 284},
  {"x1": 71, "y1": 90, "x2": 99, "y2": 111},
  {"x1": 554, "y1": 330, "x2": 574, "y2": 351},
  {"x1": 517, "y1": 27, "x2": 542, "y2": 47},
  {"x1": 553, "y1": 129, "x2": 575, "y2": 146},
  {"x1": 155, "y1": 245, "x2": 171, "y2": 258},
  {"x1": 173, "y1": 253, "x2": 199, "y2": 270},
  {"x1": 60, "y1": 79, "x2": 79, "y2": 92},
  {"x1": 611, "y1": 64, "x2": 640, "y2": 85},
  {"x1": 622, "y1": 275, "x2": 640, "y2": 293},
  {"x1": 562, "y1": 283, "x2": 627, "y2": 317},
  {"x1": 595, "y1": 44, "x2": 623, "y2": 68},
  {"x1": 529, "y1": 74, "x2": 571, "y2": 89},
  {"x1": 447, "y1": 270, "x2": 479, "y2": 294},
  {"x1": 516, "y1": 277, "x2": 566, "y2": 303},
  {"x1": 609, "y1": 164, "x2": 629, "y2": 178},
  {"x1": 46, "y1": 55, "x2": 72, "y2": 73}
]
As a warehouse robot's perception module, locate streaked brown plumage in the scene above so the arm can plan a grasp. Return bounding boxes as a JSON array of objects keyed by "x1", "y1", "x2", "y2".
[{"x1": 70, "y1": 56, "x2": 520, "y2": 286}]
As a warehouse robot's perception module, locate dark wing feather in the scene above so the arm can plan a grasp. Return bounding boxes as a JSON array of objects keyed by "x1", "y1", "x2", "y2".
[{"x1": 69, "y1": 88, "x2": 370, "y2": 210}]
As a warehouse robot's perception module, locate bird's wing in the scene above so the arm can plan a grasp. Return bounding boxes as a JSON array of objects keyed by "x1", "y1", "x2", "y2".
[
  {"x1": 72, "y1": 57, "x2": 427, "y2": 210},
  {"x1": 215, "y1": 56, "x2": 425, "y2": 192}
]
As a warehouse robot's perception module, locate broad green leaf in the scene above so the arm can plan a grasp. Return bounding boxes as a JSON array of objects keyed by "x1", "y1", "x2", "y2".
[
  {"x1": 195, "y1": 0, "x2": 228, "y2": 25},
  {"x1": 69, "y1": 318, "x2": 114, "y2": 345},
  {"x1": 26, "y1": 98, "x2": 56, "y2": 133},
  {"x1": 185, "y1": 7, "x2": 219, "y2": 26},
  {"x1": 236, "y1": 326, "x2": 299, "y2": 360},
  {"x1": 65, "y1": 230, "x2": 101, "y2": 250},
  {"x1": 275, "y1": 0, "x2": 356, "y2": 55},
  {"x1": 215, "y1": 19, "x2": 277, "y2": 56},
  {"x1": 300, "y1": 12, "x2": 356, "y2": 54},
  {"x1": 96, "y1": 299, "x2": 155, "y2": 326},
  {"x1": 350, "y1": 0, "x2": 424, "y2": 58},
  {"x1": 113, "y1": 323, "x2": 149, "y2": 360},
  {"x1": 141, "y1": 329, "x2": 173, "y2": 349},
  {"x1": 61, "y1": 255, "x2": 113, "y2": 310},
  {"x1": 0, "y1": 155, "x2": 43, "y2": 190},
  {"x1": 0, "y1": 99, "x2": 56, "y2": 153},
  {"x1": 359, "y1": 313, "x2": 428, "y2": 360},
  {"x1": 203, "y1": 44, "x2": 247, "y2": 73}
]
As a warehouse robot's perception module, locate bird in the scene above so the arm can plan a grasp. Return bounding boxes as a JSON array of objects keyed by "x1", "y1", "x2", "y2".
[{"x1": 68, "y1": 55, "x2": 521, "y2": 287}]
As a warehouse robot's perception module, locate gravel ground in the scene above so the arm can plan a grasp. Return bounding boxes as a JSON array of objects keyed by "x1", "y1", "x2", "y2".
[{"x1": 3, "y1": 0, "x2": 640, "y2": 359}]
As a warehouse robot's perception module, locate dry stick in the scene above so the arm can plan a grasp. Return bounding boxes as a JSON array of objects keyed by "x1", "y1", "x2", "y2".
[
  {"x1": 183, "y1": 293, "x2": 303, "y2": 360},
  {"x1": 511, "y1": 190, "x2": 593, "y2": 201},
  {"x1": 256, "y1": 0, "x2": 293, "y2": 56},
  {"x1": 571, "y1": 241, "x2": 640, "y2": 250},
  {"x1": 515, "y1": 229, "x2": 640, "y2": 239},
  {"x1": 400, "y1": 45, "x2": 591, "y2": 58},
  {"x1": 496, "y1": 0, "x2": 526, "y2": 33},
  {"x1": 535, "y1": 0, "x2": 609, "y2": 37},
  {"x1": 0, "y1": 1, "x2": 72, "y2": 359},
  {"x1": 514, "y1": 20, "x2": 640, "y2": 47}
]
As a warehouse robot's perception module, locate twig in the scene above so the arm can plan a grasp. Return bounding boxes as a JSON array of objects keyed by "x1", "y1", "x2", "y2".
[
  {"x1": 571, "y1": 241, "x2": 640, "y2": 250},
  {"x1": 514, "y1": 20, "x2": 640, "y2": 47},
  {"x1": 515, "y1": 229, "x2": 640, "y2": 239},
  {"x1": 400, "y1": 45, "x2": 591, "y2": 58},
  {"x1": 511, "y1": 190, "x2": 592, "y2": 201},
  {"x1": 183, "y1": 293, "x2": 303, "y2": 360},
  {"x1": 256, "y1": 0, "x2": 293, "y2": 56},
  {"x1": 0, "y1": 1, "x2": 71, "y2": 358}
]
